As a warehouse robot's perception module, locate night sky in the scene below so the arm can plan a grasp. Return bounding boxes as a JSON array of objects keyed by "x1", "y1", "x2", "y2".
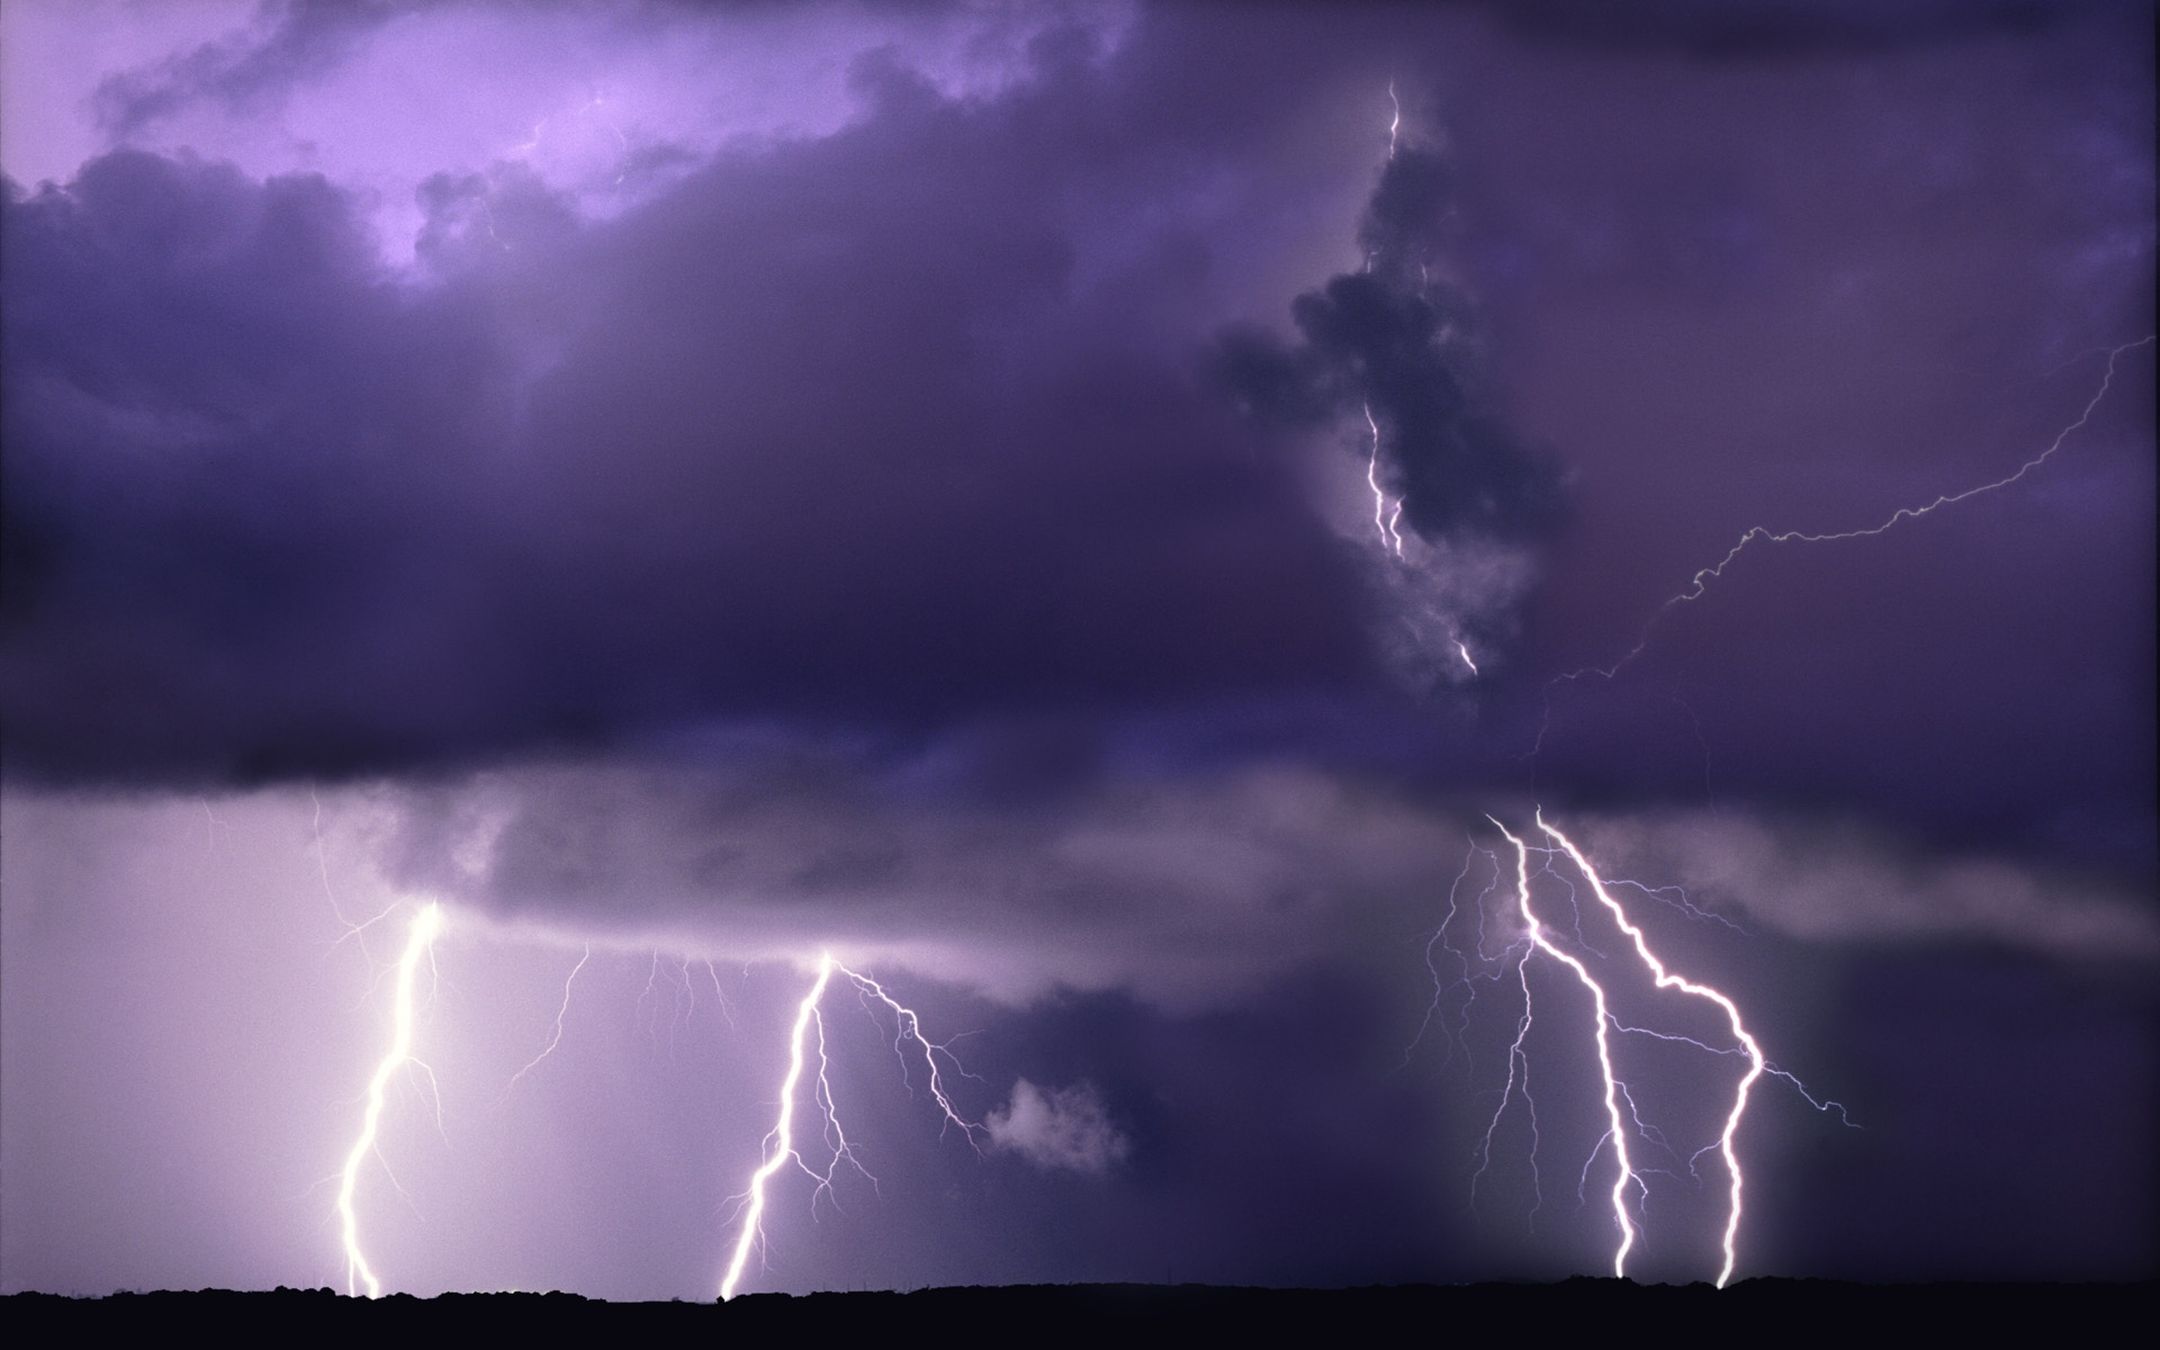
[{"x1": 2, "y1": 0, "x2": 2153, "y2": 1298}]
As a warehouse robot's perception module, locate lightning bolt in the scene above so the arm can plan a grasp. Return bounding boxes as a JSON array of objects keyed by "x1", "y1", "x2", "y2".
[
  {"x1": 1488, "y1": 818, "x2": 1640, "y2": 1276},
  {"x1": 1364, "y1": 403, "x2": 1406, "y2": 556},
  {"x1": 719, "y1": 955, "x2": 982, "y2": 1299},
  {"x1": 720, "y1": 957, "x2": 836, "y2": 1302},
  {"x1": 1559, "y1": 335, "x2": 2155, "y2": 690},
  {"x1": 839, "y1": 965, "x2": 988, "y2": 1149},
  {"x1": 1536, "y1": 815, "x2": 1763, "y2": 1288},
  {"x1": 335, "y1": 902, "x2": 444, "y2": 1298},
  {"x1": 1386, "y1": 79, "x2": 1402, "y2": 160},
  {"x1": 1434, "y1": 816, "x2": 1844, "y2": 1286},
  {"x1": 503, "y1": 943, "x2": 590, "y2": 1097}
]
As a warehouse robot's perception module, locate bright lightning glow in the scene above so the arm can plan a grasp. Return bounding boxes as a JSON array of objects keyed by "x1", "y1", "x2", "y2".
[
  {"x1": 1386, "y1": 80, "x2": 1401, "y2": 159},
  {"x1": 335, "y1": 902, "x2": 444, "y2": 1298},
  {"x1": 1488, "y1": 818, "x2": 1639, "y2": 1277},
  {"x1": 720, "y1": 955, "x2": 837, "y2": 1301},
  {"x1": 1456, "y1": 639, "x2": 1479, "y2": 676},
  {"x1": 1364, "y1": 403, "x2": 1406, "y2": 556},
  {"x1": 1537, "y1": 815, "x2": 1764, "y2": 1288},
  {"x1": 719, "y1": 955, "x2": 984, "y2": 1299}
]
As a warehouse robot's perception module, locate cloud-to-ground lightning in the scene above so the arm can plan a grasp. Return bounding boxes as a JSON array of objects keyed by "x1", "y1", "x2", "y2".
[
  {"x1": 719, "y1": 955, "x2": 984, "y2": 1300},
  {"x1": 720, "y1": 957, "x2": 837, "y2": 1302},
  {"x1": 1487, "y1": 818, "x2": 1640, "y2": 1276},
  {"x1": 1538, "y1": 816, "x2": 1763, "y2": 1288},
  {"x1": 1557, "y1": 335, "x2": 2155, "y2": 690},
  {"x1": 335, "y1": 902, "x2": 445, "y2": 1298},
  {"x1": 1423, "y1": 817, "x2": 1852, "y2": 1286}
]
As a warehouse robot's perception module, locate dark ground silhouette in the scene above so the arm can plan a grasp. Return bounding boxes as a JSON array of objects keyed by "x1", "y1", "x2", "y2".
[{"x1": 4, "y1": 1280, "x2": 2150, "y2": 1333}]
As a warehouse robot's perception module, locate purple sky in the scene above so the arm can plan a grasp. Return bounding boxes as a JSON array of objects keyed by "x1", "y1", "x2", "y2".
[{"x1": 2, "y1": 0, "x2": 2154, "y2": 1296}]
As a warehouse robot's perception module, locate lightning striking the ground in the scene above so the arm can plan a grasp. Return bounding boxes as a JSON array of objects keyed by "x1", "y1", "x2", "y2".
[
  {"x1": 1488, "y1": 818, "x2": 1640, "y2": 1277},
  {"x1": 1539, "y1": 816, "x2": 1763, "y2": 1288},
  {"x1": 335, "y1": 902, "x2": 445, "y2": 1298},
  {"x1": 719, "y1": 955, "x2": 984, "y2": 1300},
  {"x1": 1417, "y1": 816, "x2": 1851, "y2": 1286}
]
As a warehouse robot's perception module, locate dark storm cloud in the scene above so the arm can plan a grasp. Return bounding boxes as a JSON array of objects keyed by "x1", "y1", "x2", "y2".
[
  {"x1": 3, "y1": 36, "x2": 1419, "y2": 785},
  {"x1": 1478, "y1": 0, "x2": 2140, "y2": 60},
  {"x1": 1219, "y1": 136, "x2": 1563, "y2": 544}
]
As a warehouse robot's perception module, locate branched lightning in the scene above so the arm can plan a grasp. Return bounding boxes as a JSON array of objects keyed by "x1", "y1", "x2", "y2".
[
  {"x1": 719, "y1": 955, "x2": 983, "y2": 1300},
  {"x1": 1488, "y1": 818, "x2": 1640, "y2": 1274},
  {"x1": 1537, "y1": 815, "x2": 1763, "y2": 1287},
  {"x1": 1419, "y1": 816, "x2": 1849, "y2": 1286},
  {"x1": 839, "y1": 965, "x2": 988, "y2": 1150},
  {"x1": 720, "y1": 957, "x2": 836, "y2": 1302},
  {"x1": 335, "y1": 902, "x2": 445, "y2": 1298}
]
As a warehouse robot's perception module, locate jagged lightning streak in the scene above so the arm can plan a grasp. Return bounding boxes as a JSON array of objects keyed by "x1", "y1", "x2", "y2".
[
  {"x1": 720, "y1": 956, "x2": 838, "y2": 1301},
  {"x1": 335, "y1": 902, "x2": 445, "y2": 1298},
  {"x1": 839, "y1": 965, "x2": 987, "y2": 1149},
  {"x1": 1364, "y1": 403, "x2": 1406, "y2": 556},
  {"x1": 1488, "y1": 819, "x2": 1640, "y2": 1276},
  {"x1": 503, "y1": 943, "x2": 591, "y2": 1096},
  {"x1": 718, "y1": 955, "x2": 980, "y2": 1299},
  {"x1": 1560, "y1": 335, "x2": 2155, "y2": 689},
  {"x1": 1537, "y1": 816, "x2": 1763, "y2": 1288}
]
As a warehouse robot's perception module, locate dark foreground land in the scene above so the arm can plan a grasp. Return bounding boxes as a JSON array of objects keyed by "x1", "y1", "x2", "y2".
[{"x1": 5, "y1": 1280, "x2": 2152, "y2": 1333}]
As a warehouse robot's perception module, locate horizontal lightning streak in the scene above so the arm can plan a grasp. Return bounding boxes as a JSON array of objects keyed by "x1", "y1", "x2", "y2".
[{"x1": 1559, "y1": 335, "x2": 2155, "y2": 688}]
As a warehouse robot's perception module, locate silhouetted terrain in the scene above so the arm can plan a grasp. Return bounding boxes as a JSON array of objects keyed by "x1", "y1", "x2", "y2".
[{"x1": 5, "y1": 1280, "x2": 2150, "y2": 1333}]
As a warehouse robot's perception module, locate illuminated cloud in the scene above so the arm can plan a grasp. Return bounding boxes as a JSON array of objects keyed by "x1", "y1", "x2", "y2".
[{"x1": 986, "y1": 1080, "x2": 1131, "y2": 1175}]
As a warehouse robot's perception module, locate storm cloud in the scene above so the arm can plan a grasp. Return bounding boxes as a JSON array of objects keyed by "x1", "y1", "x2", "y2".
[
  {"x1": 6, "y1": 36, "x2": 1417, "y2": 784},
  {"x1": 1, "y1": 0, "x2": 2155, "y2": 1296}
]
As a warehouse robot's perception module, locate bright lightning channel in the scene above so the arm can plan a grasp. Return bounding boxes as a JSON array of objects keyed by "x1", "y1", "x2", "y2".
[
  {"x1": 1364, "y1": 403, "x2": 1406, "y2": 556},
  {"x1": 1537, "y1": 815, "x2": 1764, "y2": 1288},
  {"x1": 1487, "y1": 818, "x2": 1640, "y2": 1277},
  {"x1": 335, "y1": 902, "x2": 444, "y2": 1298},
  {"x1": 719, "y1": 955, "x2": 981, "y2": 1300}
]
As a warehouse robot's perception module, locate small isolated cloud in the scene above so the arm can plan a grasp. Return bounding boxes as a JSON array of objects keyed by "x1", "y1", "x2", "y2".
[{"x1": 986, "y1": 1079, "x2": 1131, "y2": 1175}]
